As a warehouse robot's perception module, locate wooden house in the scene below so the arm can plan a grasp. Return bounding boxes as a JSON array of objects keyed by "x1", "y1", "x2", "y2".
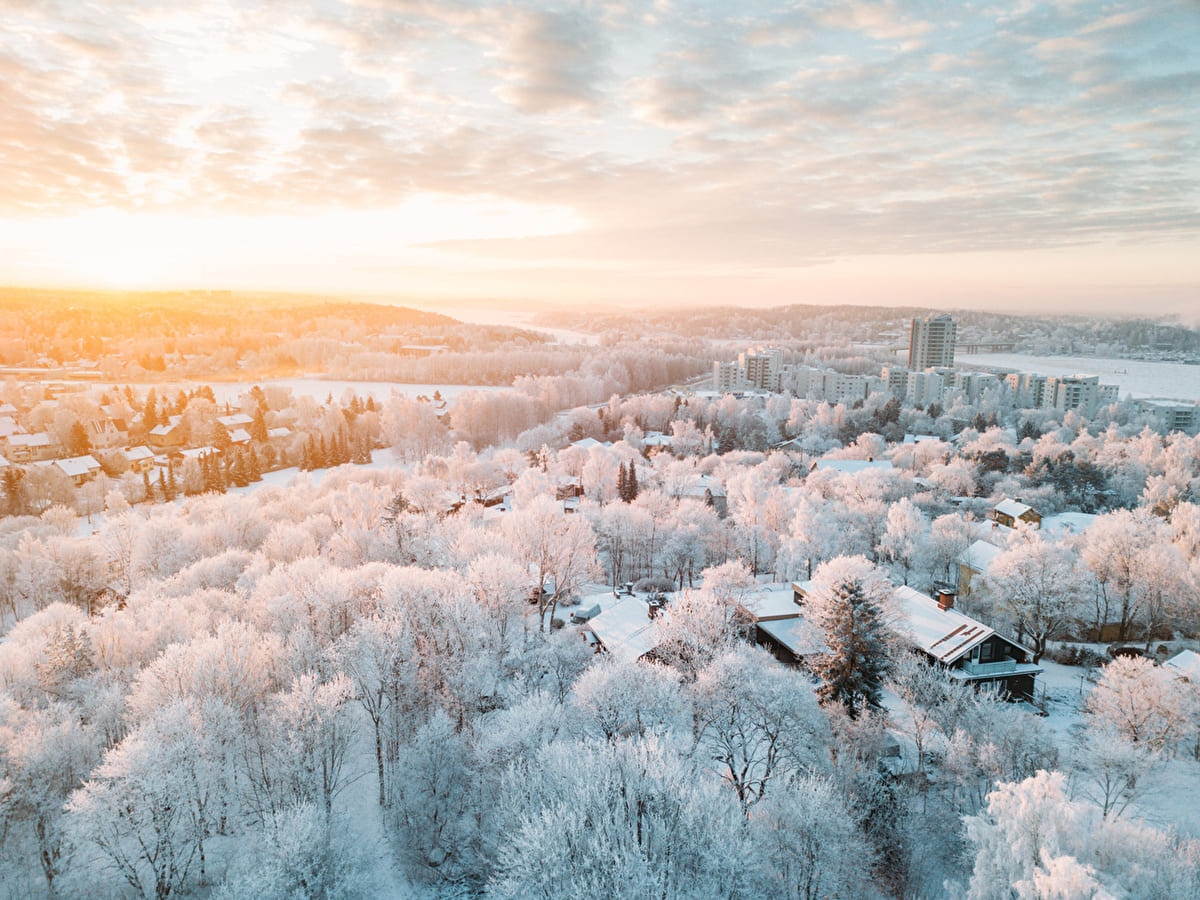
[
  {"x1": 895, "y1": 585, "x2": 1041, "y2": 699},
  {"x1": 992, "y1": 497, "x2": 1042, "y2": 529}
]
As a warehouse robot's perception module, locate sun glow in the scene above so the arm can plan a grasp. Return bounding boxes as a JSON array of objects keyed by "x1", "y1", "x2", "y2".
[{"x1": 0, "y1": 195, "x2": 584, "y2": 292}]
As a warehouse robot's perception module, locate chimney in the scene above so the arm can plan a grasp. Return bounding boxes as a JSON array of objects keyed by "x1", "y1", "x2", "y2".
[{"x1": 937, "y1": 589, "x2": 955, "y2": 611}]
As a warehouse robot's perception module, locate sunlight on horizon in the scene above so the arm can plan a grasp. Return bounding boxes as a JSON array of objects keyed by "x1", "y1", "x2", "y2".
[{"x1": 0, "y1": 195, "x2": 585, "y2": 293}]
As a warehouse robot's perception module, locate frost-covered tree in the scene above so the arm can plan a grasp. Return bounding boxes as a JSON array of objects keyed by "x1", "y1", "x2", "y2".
[
  {"x1": 983, "y1": 526, "x2": 1086, "y2": 663},
  {"x1": 1084, "y1": 655, "x2": 1190, "y2": 752},
  {"x1": 805, "y1": 555, "x2": 899, "y2": 717}
]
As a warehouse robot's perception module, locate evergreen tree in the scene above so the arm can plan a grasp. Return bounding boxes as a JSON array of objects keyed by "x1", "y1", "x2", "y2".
[
  {"x1": 142, "y1": 389, "x2": 159, "y2": 430},
  {"x1": 250, "y1": 406, "x2": 269, "y2": 443},
  {"x1": 247, "y1": 447, "x2": 263, "y2": 482},
  {"x1": 805, "y1": 556, "x2": 897, "y2": 719},
  {"x1": 67, "y1": 420, "x2": 91, "y2": 456},
  {"x1": 142, "y1": 469, "x2": 153, "y2": 501},
  {"x1": 166, "y1": 461, "x2": 178, "y2": 499},
  {"x1": 617, "y1": 461, "x2": 628, "y2": 501},
  {"x1": 2, "y1": 466, "x2": 27, "y2": 516},
  {"x1": 626, "y1": 461, "x2": 639, "y2": 501}
]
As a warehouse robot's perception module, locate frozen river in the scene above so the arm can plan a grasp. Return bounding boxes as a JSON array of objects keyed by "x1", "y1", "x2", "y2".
[{"x1": 956, "y1": 353, "x2": 1200, "y2": 402}]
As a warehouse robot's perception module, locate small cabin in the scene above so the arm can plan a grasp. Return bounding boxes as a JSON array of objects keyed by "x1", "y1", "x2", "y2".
[{"x1": 992, "y1": 497, "x2": 1041, "y2": 530}]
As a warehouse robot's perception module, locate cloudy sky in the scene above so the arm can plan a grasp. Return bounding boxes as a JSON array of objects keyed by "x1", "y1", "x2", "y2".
[{"x1": 1, "y1": 0, "x2": 1198, "y2": 314}]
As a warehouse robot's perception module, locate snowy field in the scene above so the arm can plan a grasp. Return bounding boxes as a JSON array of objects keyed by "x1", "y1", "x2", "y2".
[{"x1": 957, "y1": 352, "x2": 1200, "y2": 401}]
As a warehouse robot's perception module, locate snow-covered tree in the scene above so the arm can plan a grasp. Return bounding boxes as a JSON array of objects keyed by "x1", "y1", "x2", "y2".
[{"x1": 805, "y1": 555, "x2": 899, "y2": 717}]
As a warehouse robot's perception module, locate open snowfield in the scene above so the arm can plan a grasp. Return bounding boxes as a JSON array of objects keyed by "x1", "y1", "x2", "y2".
[{"x1": 957, "y1": 353, "x2": 1200, "y2": 401}]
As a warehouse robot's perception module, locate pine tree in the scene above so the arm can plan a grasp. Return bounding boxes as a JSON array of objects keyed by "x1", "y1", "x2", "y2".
[
  {"x1": 143, "y1": 469, "x2": 153, "y2": 502},
  {"x1": 143, "y1": 389, "x2": 159, "y2": 430},
  {"x1": 617, "y1": 461, "x2": 628, "y2": 502},
  {"x1": 805, "y1": 556, "x2": 897, "y2": 719},
  {"x1": 247, "y1": 447, "x2": 263, "y2": 482},
  {"x1": 2, "y1": 466, "x2": 27, "y2": 516},
  {"x1": 250, "y1": 406, "x2": 269, "y2": 443},
  {"x1": 626, "y1": 461, "x2": 639, "y2": 501},
  {"x1": 166, "y1": 462, "x2": 178, "y2": 499}
]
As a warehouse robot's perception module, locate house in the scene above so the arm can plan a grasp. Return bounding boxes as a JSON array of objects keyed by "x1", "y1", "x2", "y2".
[
  {"x1": 1164, "y1": 649, "x2": 1200, "y2": 682},
  {"x1": 0, "y1": 416, "x2": 23, "y2": 440},
  {"x1": 122, "y1": 445, "x2": 155, "y2": 473},
  {"x1": 992, "y1": 497, "x2": 1041, "y2": 529},
  {"x1": 738, "y1": 584, "x2": 823, "y2": 665},
  {"x1": 148, "y1": 420, "x2": 186, "y2": 450},
  {"x1": 227, "y1": 428, "x2": 253, "y2": 446},
  {"x1": 52, "y1": 454, "x2": 102, "y2": 486},
  {"x1": 6, "y1": 432, "x2": 57, "y2": 462},
  {"x1": 587, "y1": 596, "x2": 661, "y2": 664},
  {"x1": 957, "y1": 539, "x2": 1004, "y2": 595},
  {"x1": 895, "y1": 585, "x2": 1041, "y2": 699},
  {"x1": 217, "y1": 413, "x2": 254, "y2": 429}
]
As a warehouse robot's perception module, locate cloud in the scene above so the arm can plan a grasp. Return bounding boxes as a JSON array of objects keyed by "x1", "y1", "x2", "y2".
[{"x1": 0, "y1": 0, "x2": 1196, "y2": 303}]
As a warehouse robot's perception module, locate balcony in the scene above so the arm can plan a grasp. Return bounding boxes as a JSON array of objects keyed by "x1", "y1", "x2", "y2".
[{"x1": 961, "y1": 658, "x2": 1017, "y2": 676}]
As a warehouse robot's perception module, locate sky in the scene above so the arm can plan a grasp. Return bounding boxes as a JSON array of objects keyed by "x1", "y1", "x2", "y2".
[{"x1": 1, "y1": 0, "x2": 1198, "y2": 315}]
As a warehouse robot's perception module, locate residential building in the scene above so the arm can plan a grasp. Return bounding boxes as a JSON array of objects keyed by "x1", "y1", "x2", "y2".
[
  {"x1": 908, "y1": 314, "x2": 956, "y2": 369},
  {"x1": 992, "y1": 497, "x2": 1042, "y2": 529},
  {"x1": 894, "y1": 586, "x2": 1041, "y2": 699},
  {"x1": 1137, "y1": 399, "x2": 1200, "y2": 435},
  {"x1": 906, "y1": 370, "x2": 945, "y2": 407}
]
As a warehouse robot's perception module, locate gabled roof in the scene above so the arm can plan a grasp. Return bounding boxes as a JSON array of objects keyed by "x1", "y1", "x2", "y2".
[
  {"x1": 0, "y1": 416, "x2": 23, "y2": 438},
  {"x1": 8, "y1": 431, "x2": 52, "y2": 447},
  {"x1": 588, "y1": 597, "x2": 659, "y2": 664},
  {"x1": 895, "y1": 585, "x2": 994, "y2": 665},
  {"x1": 228, "y1": 428, "x2": 252, "y2": 443},
  {"x1": 217, "y1": 413, "x2": 253, "y2": 427},
  {"x1": 123, "y1": 445, "x2": 154, "y2": 462},
  {"x1": 1165, "y1": 649, "x2": 1200, "y2": 681},
  {"x1": 149, "y1": 423, "x2": 179, "y2": 436},
  {"x1": 994, "y1": 497, "x2": 1034, "y2": 518},
  {"x1": 54, "y1": 455, "x2": 101, "y2": 478},
  {"x1": 959, "y1": 539, "x2": 1004, "y2": 575}
]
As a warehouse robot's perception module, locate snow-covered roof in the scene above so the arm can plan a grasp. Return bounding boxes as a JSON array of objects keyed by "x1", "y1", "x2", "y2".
[
  {"x1": 588, "y1": 597, "x2": 659, "y2": 664},
  {"x1": 570, "y1": 437, "x2": 605, "y2": 450},
  {"x1": 959, "y1": 539, "x2": 1004, "y2": 575},
  {"x1": 813, "y1": 458, "x2": 895, "y2": 474},
  {"x1": 741, "y1": 585, "x2": 802, "y2": 621},
  {"x1": 123, "y1": 445, "x2": 154, "y2": 462},
  {"x1": 0, "y1": 453, "x2": 8, "y2": 468},
  {"x1": 149, "y1": 423, "x2": 178, "y2": 436},
  {"x1": 267, "y1": 427, "x2": 291, "y2": 439},
  {"x1": 994, "y1": 498, "x2": 1034, "y2": 518},
  {"x1": 895, "y1": 585, "x2": 994, "y2": 665},
  {"x1": 0, "y1": 416, "x2": 23, "y2": 438},
  {"x1": 1165, "y1": 649, "x2": 1200, "y2": 681},
  {"x1": 7, "y1": 432, "x2": 52, "y2": 447},
  {"x1": 181, "y1": 446, "x2": 220, "y2": 459},
  {"x1": 228, "y1": 428, "x2": 252, "y2": 443},
  {"x1": 758, "y1": 617, "x2": 825, "y2": 658},
  {"x1": 54, "y1": 455, "x2": 101, "y2": 477},
  {"x1": 642, "y1": 431, "x2": 674, "y2": 447},
  {"x1": 217, "y1": 413, "x2": 253, "y2": 427},
  {"x1": 902, "y1": 434, "x2": 944, "y2": 444}
]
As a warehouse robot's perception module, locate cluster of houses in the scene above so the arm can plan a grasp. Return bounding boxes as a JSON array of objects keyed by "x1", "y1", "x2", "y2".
[
  {"x1": 0, "y1": 395, "x2": 296, "y2": 500},
  {"x1": 581, "y1": 578, "x2": 1043, "y2": 701}
]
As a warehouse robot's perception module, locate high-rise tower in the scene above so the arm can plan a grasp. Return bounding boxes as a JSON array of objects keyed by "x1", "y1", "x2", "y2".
[{"x1": 908, "y1": 314, "x2": 956, "y2": 369}]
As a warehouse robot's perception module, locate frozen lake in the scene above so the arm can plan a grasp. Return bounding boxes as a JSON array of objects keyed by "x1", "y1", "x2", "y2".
[{"x1": 957, "y1": 353, "x2": 1200, "y2": 402}]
